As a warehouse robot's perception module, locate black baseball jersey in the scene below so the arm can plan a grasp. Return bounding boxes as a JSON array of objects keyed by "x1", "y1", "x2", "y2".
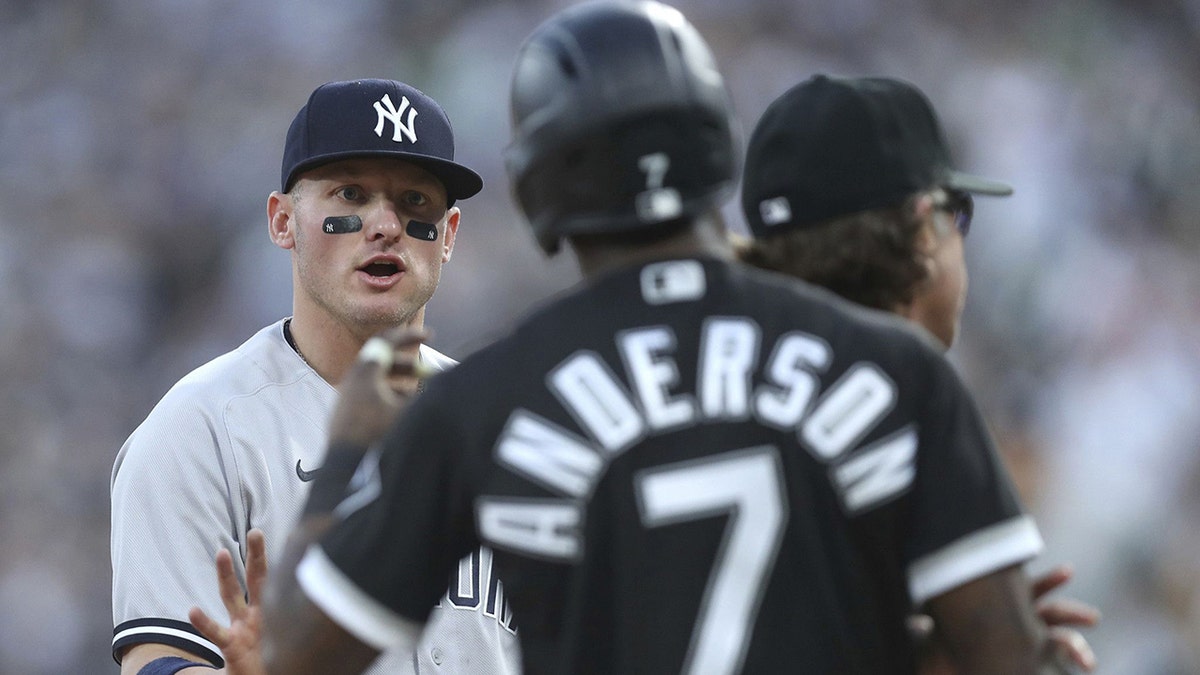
[{"x1": 299, "y1": 257, "x2": 1042, "y2": 675}]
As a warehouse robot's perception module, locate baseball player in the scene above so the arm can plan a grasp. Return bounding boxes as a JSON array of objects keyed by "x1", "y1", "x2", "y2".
[
  {"x1": 110, "y1": 79, "x2": 520, "y2": 675},
  {"x1": 736, "y1": 74, "x2": 1100, "y2": 672},
  {"x1": 193, "y1": 2, "x2": 1075, "y2": 673}
]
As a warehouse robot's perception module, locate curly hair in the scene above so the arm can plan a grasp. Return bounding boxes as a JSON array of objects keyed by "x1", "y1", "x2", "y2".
[{"x1": 737, "y1": 195, "x2": 927, "y2": 312}]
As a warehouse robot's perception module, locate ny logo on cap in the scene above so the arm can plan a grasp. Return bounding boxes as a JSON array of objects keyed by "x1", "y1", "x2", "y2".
[{"x1": 374, "y1": 94, "x2": 418, "y2": 144}]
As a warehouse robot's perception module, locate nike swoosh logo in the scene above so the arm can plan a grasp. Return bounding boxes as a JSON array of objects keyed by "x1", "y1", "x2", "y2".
[{"x1": 296, "y1": 459, "x2": 322, "y2": 482}]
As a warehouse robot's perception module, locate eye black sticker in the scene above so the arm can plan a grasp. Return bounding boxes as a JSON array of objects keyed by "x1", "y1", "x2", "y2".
[
  {"x1": 322, "y1": 215, "x2": 363, "y2": 234},
  {"x1": 406, "y1": 220, "x2": 439, "y2": 241},
  {"x1": 321, "y1": 215, "x2": 437, "y2": 240}
]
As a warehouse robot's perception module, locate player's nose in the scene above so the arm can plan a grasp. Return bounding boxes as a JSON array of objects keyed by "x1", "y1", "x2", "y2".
[{"x1": 364, "y1": 203, "x2": 404, "y2": 243}]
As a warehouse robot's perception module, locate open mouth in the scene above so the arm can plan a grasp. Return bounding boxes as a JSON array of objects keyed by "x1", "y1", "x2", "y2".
[{"x1": 362, "y1": 261, "x2": 399, "y2": 277}]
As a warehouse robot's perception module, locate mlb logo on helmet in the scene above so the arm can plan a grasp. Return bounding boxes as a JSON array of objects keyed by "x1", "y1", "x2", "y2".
[
  {"x1": 758, "y1": 197, "x2": 792, "y2": 227},
  {"x1": 280, "y1": 78, "x2": 483, "y2": 203}
]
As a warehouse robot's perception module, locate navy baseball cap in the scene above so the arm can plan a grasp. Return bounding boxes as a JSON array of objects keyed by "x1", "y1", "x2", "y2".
[
  {"x1": 281, "y1": 79, "x2": 483, "y2": 203},
  {"x1": 742, "y1": 74, "x2": 1011, "y2": 236}
]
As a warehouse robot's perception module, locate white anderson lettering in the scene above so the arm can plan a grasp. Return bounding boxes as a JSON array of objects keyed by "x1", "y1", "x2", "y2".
[
  {"x1": 754, "y1": 331, "x2": 831, "y2": 429},
  {"x1": 832, "y1": 427, "x2": 918, "y2": 513},
  {"x1": 697, "y1": 317, "x2": 759, "y2": 420},
  {"x1": 618, "y1": 327, "x2": 696, "y2": 431},
  {"x1": 802, "y1": 363, "x2": 896, "y2": 461},
  {"x1": 495, "y1": 411, "x2": 603, "y2": 498},
  {"x1": 477, "y1": 498, "x2": 582, "y2": 561},
  {"x1": 487, "y1": 318, "x2": 915, "y2": 560},
  {"x1": 549, "y1": 351, "x2": 645, "y2": 454}
]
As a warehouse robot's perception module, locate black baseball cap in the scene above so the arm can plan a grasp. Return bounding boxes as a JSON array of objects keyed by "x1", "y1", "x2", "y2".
[
  {"x1": 281, "y1": 79, "x2": 483, "y2": 203},
  {"x1": 742, "y1": 74, "x2": 1011, "y2": 236}
]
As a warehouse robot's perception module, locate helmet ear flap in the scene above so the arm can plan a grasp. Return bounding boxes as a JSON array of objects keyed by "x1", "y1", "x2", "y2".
[{"x1": 505, "y1": 0, "x2": 739, "y2": 255}]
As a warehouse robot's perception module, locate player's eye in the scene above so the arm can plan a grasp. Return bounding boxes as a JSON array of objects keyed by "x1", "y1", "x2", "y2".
[
  {"x1": 401, "y1": 190, "x2": 429, "y2": 207},
  {"x1": 336, "y1": 186, "x2": 365, "y2": 202}
]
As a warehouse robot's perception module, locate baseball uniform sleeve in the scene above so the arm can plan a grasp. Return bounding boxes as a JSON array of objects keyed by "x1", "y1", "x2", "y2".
[
  {"x1": 110, "y1": 391, "x2": 243, "y2": 666},
  {"x1": 902, "y1": 355, "x2": 1043, "y2": 606}
]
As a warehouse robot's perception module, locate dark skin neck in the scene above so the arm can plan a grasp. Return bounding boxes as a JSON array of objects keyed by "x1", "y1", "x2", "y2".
[{"x1": 568, "y1": 211, "x2": 735, "y2": 279}]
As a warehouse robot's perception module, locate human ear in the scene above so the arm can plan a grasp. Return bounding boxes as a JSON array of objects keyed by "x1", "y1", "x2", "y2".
[
  {"x1": 267, "y1": 191, "x2": 296, "y2": 250},
  {"x1": 441, "y1": 207, "x2": 461, "y2": 263}
]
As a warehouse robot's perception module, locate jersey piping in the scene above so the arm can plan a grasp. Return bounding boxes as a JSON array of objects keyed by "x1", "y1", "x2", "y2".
[
  {"x1": 298, "y1": 544, "x2": 423, "y2": 652},
  {"x1": 907, "y1": 514, "x2": 1043, "y2": 604}
]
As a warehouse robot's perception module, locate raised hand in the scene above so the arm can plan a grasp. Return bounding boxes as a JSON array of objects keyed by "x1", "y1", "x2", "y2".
[
  {"x1": 1031, "y1": 564, "x2": 1100, "y2": 672},
  {"x1": 189, "y1": 528, "x2": 269, "y2": 675}
]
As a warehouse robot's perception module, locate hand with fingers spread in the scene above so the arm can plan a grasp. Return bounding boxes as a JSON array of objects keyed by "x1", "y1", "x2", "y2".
[
  {"x1": 1032, "y1": 564, "x2": 1101, "y2": 672},
  {"x1": 189, "y1": 529, "x2": 269, "y2": 675}
]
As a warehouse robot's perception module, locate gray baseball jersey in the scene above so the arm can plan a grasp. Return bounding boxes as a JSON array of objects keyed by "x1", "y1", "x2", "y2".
[{"x1": 111, "y1": 319, "x2": 520, "y2": 673}]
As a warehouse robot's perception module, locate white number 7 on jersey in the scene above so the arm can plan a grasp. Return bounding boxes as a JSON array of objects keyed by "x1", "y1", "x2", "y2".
[{"x1": 635, "y1": 446, "x2": 787, "y2": 675}]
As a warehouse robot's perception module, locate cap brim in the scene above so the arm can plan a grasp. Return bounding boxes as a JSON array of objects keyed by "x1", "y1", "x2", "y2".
[
  {"x1": 401, "y1": 154, "x2": 484, "y2": 201},
  {"x1": 944, "y1": 169, "x2": 1013, "y2": 196},
  {"x1": 287, "y1": 151, "x2": 484, "y2": 201}
]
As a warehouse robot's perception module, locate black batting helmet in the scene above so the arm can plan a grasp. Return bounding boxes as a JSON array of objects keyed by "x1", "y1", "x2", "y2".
[{"x1": 504, "y1": 0, "x2": 739, "y2": 254}]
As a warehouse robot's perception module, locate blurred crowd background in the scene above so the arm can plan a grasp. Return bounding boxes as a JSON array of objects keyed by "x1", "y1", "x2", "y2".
[{"x1": 2, "y1": 0, "x2": 1198, "y2": 672}]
